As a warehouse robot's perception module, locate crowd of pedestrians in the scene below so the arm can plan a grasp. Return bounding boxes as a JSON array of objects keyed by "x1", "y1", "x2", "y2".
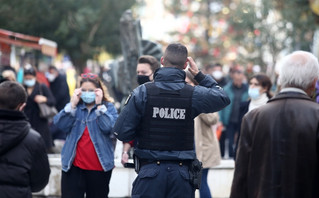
[{"x1": 0, "y1": 43, "x2": 319, "y2": 198}]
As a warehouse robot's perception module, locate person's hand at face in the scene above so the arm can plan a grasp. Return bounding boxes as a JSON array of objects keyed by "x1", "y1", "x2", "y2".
[
  {"x1": 71, "y1": 88, "x2": 82, "y2": 108},
  {"x1": 95, "y1": 88, "x2": 103, "y2": 104}
]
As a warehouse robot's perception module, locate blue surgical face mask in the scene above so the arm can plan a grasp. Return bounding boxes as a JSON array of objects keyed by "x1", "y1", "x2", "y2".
[
  {"x1": 81, "y1": 91, "x2": 96, "y2": 104},
  {"x1": 248, "y1": 87, "x2": 260, "y2": 100},
  {"x1": 24, "y1": 79, "x2": 36, "y2": 87}
]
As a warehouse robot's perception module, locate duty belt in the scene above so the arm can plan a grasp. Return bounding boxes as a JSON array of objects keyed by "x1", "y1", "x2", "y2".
[{"x1": 140, "y1": 159, "x2": 192, "y2": 167}]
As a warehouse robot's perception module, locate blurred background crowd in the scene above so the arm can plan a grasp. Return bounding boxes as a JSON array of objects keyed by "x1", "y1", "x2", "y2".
[{"x1": 1, "y1": 0, "x2": 319, "y2": 156}]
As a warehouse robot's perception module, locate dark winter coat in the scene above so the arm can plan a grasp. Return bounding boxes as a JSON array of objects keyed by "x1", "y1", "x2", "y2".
[
  {"x1": 24, "y1": 83, "x2": 55, "y2": 149},
  {"x1": 0, "y1": 109, "x2": 50, "y2": 198},
  {"x1": 231, "y1": 91, "x2": 319, "y2": 198},
  {"x1": 49, "y1": 73, "x2": 70, "y2": 112}
]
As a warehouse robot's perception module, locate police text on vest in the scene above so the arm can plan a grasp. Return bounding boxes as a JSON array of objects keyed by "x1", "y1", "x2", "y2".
[{"x1": 152, "y1": 107, "x2": 186, "y2": 119}]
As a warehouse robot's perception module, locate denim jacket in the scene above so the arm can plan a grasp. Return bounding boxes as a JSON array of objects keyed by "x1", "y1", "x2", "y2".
[{"x1": 54, "y1": 102, "x2": 118, "y2": 172}]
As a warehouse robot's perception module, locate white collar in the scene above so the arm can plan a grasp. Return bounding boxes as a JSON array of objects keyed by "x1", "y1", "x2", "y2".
[
  {"x1": 280, "y1": 87, "x2": 307, "y2": 95},
  {"x1": 248, "y1": 93, "x2": 269, "y2": 112}
]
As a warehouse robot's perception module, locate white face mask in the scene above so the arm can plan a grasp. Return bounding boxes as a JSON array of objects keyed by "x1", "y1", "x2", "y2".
[
  {"x1": 46, "y1": 72, "x2": 56, "y2": 82},
  {"x1": 248, "y1": 87, "x2": 260, "y2": 100},
  {"x1": 212, "y1": 70, "x2": 223, "y2": 80}
]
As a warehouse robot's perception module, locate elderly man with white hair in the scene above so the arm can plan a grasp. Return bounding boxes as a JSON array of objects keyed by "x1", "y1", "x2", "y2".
[{"x1": 230, "y1": 51, "x2": 319, "y2": 198}]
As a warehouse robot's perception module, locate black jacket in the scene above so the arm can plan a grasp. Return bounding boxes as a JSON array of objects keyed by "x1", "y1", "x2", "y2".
[
  {"x1": 0, "y1": 109, "x2": 50, "y2": 198},
  {"x1": 24, "y1": 83, "x2": 55, "y2": 149},
  {"x1": 49, "y1": 73, "x2": 70, "y2": 112},
  {"x1": 234, "y1": 100, "x2": 250, "y2": 159}
]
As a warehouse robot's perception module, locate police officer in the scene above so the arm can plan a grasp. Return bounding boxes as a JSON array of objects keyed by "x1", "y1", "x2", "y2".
[
  {"x1": 122, "y1": 55, "x2": 161, "y2": 166},
  {"x1": 113, "y1": 43, "x2": 230, "y2": 198}
]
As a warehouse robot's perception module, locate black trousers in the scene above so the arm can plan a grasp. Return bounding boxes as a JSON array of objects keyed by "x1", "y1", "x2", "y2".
[{"x1": 62, "y1": 165, "x2": 113, "y2": 198}]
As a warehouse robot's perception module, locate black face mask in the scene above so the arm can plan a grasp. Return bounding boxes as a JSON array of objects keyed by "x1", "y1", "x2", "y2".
[{"x1": 137, "y1": 75, "x2": 150, "y2": 85}]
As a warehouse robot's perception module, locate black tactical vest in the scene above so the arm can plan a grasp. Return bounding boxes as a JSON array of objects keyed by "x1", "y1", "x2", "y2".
[{"x1": 137, "y1": 82, "x2": 194, "y2": 151}]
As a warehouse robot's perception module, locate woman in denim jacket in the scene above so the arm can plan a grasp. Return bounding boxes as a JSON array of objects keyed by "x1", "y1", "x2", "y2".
[{"x1": 54, "y1": 73, "x2": 118, "y2": 198}]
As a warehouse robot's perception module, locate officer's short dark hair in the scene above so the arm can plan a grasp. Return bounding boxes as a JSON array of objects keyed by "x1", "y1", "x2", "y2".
[
  {"x1": 138, "y1": 55, "x2": 160, "y2": 73},
  {"x1": 0, "y1": 81, "x2": 27, "y2": 110},
  {"x1": 163, "y1": 43, "x2": 188, "y2": 69}
]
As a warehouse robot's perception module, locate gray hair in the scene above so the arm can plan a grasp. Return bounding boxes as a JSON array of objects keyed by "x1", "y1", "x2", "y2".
[{"x1": 279, "y1": 51, "x2": 319, "y2": 90}]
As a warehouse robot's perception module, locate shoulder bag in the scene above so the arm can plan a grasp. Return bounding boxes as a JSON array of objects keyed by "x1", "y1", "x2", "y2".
[{"x1": 38, "y1": 84, "x2": 58, "y2": 119}]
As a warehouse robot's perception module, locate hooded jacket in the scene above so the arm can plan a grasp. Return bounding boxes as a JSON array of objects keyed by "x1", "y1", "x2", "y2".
[{"x1": 0, "y1": 109, "x2": 50, "y2": 198}]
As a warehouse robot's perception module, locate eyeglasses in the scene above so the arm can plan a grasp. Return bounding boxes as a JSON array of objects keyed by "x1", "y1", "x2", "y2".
[{"x1": 81, "y1": 73, "x2": 98, "y2": 79}]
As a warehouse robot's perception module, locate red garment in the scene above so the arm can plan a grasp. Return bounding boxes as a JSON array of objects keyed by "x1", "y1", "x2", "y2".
[
  {"x1": 36, "y1": 71, "x2": 50, "y2": 88},
  {"x1": 73, "y1": 126, "x2": 103, "y2": 171},
  {"x1": 128, "y1": 140, "x2": 135, "y2": 147}
]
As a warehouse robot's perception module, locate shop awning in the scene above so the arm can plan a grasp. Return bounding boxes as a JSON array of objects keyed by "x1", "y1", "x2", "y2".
[{"x1": 0, "y1": 29, "x2": 57, "y2": 57}]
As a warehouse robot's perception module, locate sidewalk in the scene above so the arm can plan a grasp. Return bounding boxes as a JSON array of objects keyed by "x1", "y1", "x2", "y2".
[{"x1": 33, "y1": 141, "x2": 235, "y2": 198}]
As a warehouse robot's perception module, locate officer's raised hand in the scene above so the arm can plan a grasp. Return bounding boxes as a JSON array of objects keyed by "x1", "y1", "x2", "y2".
[{"x1": 187, "y1": 57, "x2": 199, "y2": 76}]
